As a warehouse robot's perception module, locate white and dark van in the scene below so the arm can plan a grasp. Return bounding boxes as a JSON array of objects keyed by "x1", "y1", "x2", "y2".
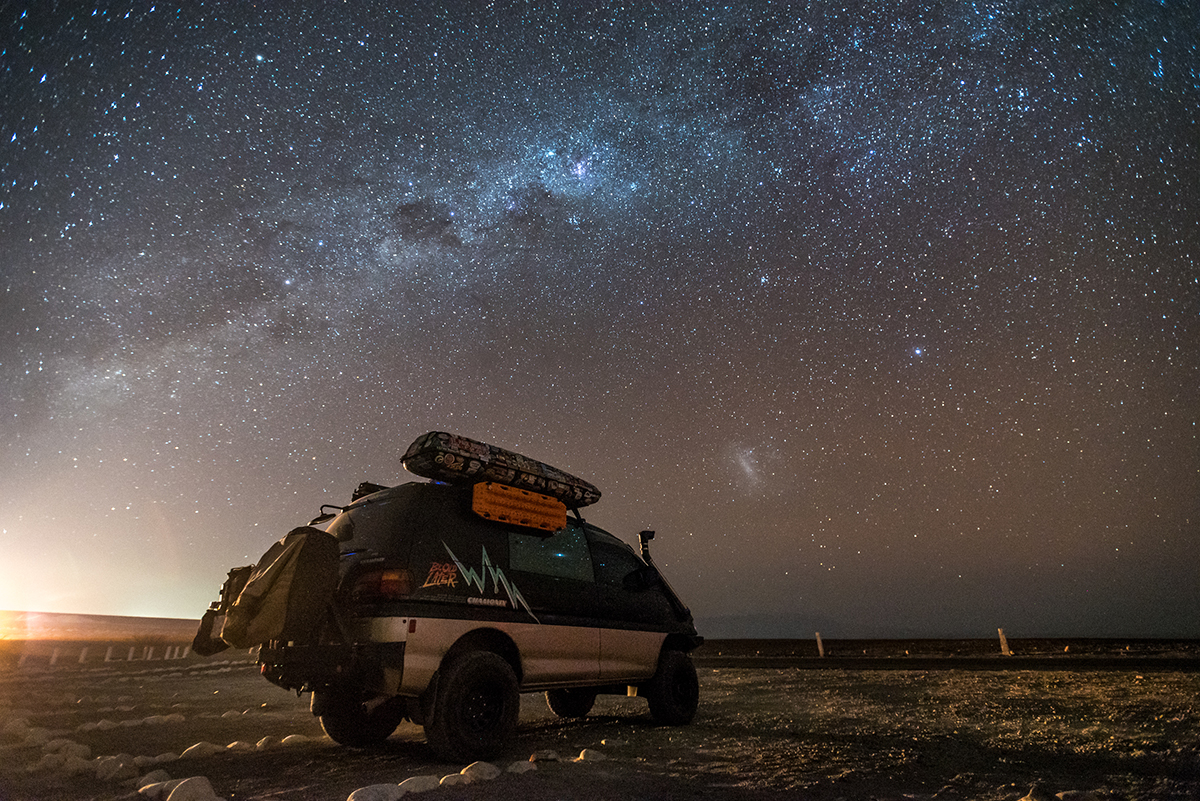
[{"x1": 194, "y1": 432, "x2": 702, "y2": 762}]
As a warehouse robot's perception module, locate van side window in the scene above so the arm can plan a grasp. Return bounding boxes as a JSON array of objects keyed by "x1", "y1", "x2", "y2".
[
  {"x1": 509, "y1": 525, "x2": 594, "y2": 582},
  {"x1": 591, "y1": 543, "x2": 645, "y2": 587}
]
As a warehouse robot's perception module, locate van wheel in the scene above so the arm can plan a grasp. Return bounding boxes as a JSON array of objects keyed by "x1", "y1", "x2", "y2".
[
  {"x1": 546, "y1": 688, "x2": 597, "y2": 718},
  {"x1": 424, "y1": 651, "x2": 519, "y2": 762},
  {"x1": 318, "y1": 695, "x2": 403, "y2": 747},
  {"x1": 646, "y1": 649, "x2": 699, "y2": 725}
]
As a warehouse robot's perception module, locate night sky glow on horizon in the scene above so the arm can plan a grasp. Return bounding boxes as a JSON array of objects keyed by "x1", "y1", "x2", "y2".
[{"x1": 1, "y1": 2, "x2": 1197, "y2": 637}]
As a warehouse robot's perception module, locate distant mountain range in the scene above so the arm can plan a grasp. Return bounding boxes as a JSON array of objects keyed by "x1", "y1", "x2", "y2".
[{"x1": 0, "y1": 610, "x2": 198, "y2": 642}]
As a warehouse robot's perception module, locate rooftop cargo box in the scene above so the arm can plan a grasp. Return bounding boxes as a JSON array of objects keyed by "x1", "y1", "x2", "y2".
[{"x1": 401, "y1": 431, "x2": 601, "y2": 508}]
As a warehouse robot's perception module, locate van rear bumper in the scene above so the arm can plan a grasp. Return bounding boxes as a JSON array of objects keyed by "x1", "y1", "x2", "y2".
[{"x1": 259, "y1": 641, "x2": 406, "y2": 695}]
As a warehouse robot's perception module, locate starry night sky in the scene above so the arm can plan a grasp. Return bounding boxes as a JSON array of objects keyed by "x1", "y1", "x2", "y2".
[{"x1": 2, "y1": 2, "x2": 1197, "y2": 637}]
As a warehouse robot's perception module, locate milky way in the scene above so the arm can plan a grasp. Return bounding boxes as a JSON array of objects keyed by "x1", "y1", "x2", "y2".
[{"x1": 2, "y1": 2, "x2": 1196, "y2": 636}]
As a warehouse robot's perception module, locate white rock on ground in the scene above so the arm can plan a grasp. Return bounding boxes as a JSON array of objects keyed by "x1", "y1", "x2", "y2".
[
  {"x1": 574, "y1": 748, "x2": 607, "y2": 761},
  {"x1": 280, "y1": 734, "x2": 310, "y2": 746},
  {"x1": 225, "y1": 741, "x2": 255, "y2": 752},
  {"x1": 438, "y1": 774, "x2": 467, "y2": 786},
  {"x1": 62, "y1": 742, "x2": 92, "y2": 760},
  {"x1": 1020, "y1": 789, "x2": 1054, "y2": 801},
  {"x1": 40, "y1": 739, "x2": 90, "y2": 760},
  {"x1": 529, "y1": 749, "x2": 561, "y2": 762},
  {"x1": 95, "y1": 753, "x2": 138, "y2": 781},
  {"x1": 139, "y1": 778, "x2": 195, "y2": 800},
  {"x1": 396, "y1": 775, "x2": 441, "y2": 793},
  {"x1": 507, "y1": 760, "x2": 537, "y2": 774},
  {"x1": 346, "y1": 784, "x2": 406, "y2": 801},
  {"x1": 164, "y1": 776, "x2": 223, "y2": 801},
  {"x1": 180, "y1": 742, "x2": 224, "y2": 759},
  {"x1": 256, "y1": 735, "x2": 281, "y2": 749},
  {"x1": 139, "y1": 780, "x2": 174, "y2": 800},
  {"x1": 138, "y1": 769, "x2": 172, "y2": 788},
  {"x1": 28, "y1": 752, "x2": 64, "y2": 772},
  {"x1": 459, "y1": 761, "x2": 502, "y2": 782},
  {"x1": 1019, "y1": 787, "x2": 1107, "y2": 801},
  {"x1": 138, "y1": 752, "x2": 180, "y2": 766},
  {"x1": 22, "y1": 726, "x2": 52, "y2": 745},
  {"x1": 60, "y1": 754, "x2": 92, "y2": 774}
]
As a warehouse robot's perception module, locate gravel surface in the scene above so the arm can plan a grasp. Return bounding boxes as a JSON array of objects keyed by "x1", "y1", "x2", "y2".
[{"x1": 2, "y1": 651, "x2": 1198, "y2": 800}]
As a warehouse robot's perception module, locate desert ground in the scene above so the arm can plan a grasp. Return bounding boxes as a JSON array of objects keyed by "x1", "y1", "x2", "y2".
[{"x1": 1, "y1": 640, "x2": 1198, "y2": 801}]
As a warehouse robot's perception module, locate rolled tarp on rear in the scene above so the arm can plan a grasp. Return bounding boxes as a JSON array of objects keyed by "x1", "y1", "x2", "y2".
[{"x1": 220, "y1": 526, "x2": 338, "y2": 649}]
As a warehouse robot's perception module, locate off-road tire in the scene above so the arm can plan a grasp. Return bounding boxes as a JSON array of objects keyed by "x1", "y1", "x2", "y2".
[
  {"x1": 545, "y1": 688, "x2": 597, "y2": 718},
  {"x1": 646, "y1": 649, "x2": 699, "y2": 725},
  {"x1": 424, "y1": 650, "x2": 520, "y2": 762},
  {"x1": 318, "y1": 696, "x2": 404, "y2": 747}
]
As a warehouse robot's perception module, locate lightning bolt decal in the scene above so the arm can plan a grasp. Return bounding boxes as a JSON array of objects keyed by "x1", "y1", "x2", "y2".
[{"x1": 442, "y1": 542, "x2": 539, "y2": 623}]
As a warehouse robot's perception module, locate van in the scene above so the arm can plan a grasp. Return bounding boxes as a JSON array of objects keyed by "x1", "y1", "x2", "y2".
[{"x1": 195, "y1": 433, "x2": 702, "y2": 761}]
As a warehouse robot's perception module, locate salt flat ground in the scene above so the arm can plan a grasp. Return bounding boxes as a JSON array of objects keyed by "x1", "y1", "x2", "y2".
[{"x1": 1, "y1": 653, "x2": 1198, "y2": 801}]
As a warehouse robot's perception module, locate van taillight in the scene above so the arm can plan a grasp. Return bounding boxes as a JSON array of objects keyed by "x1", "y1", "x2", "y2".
[
  {"x1": 353, "y1": 568, "x2": 412, "y2": 601},
  {"x1": 380, "y1": 569, "x2": 411, "y2": 597}
]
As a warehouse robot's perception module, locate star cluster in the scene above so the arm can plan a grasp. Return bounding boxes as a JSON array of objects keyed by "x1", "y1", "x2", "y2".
[{"x1": 1, "y1": 2, "x2": 1196, "y2": 635}]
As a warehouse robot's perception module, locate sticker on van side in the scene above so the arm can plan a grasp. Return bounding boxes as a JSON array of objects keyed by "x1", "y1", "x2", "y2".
[
  {"x1": 421, "y1": 562, "x2": 459, "y2": 589},
  {"x1": 441, "y1": 542, "x2": 538, "y2": 622}
]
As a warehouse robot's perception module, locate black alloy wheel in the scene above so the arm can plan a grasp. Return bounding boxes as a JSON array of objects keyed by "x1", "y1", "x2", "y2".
[
  {"x1": 424, "y1": 650, "x2": 520, "y2": 762},
  {"x1": 646, "y1": 649, "x2": 699, "y2": 725},
  {"x1": 317, "y1": 693, "x2": 405, "y2": 747}
]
